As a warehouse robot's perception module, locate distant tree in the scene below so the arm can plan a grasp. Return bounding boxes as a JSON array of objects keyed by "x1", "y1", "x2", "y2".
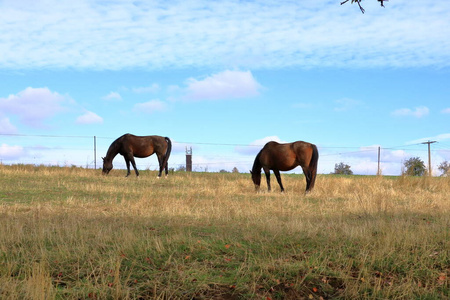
[
  {"x1": 334, "y1": 162, "x2": 353, "y2": 175},
  {"x1": 403, "y1": 157, "x2": 426, "y2": 176},
  {"x1": 438, "y1": 161, "x2": 450, "y2": 176},
  {"x1": 341, "y1": 0, "x2": 388, "y2": 14},
  {"x1": 219, "y1": 169, "x2": 229, "y2": 173},
  {"x1": 176, "y1": 165, "x2": 186, "y2": 172},
  {"x1": 232, "y1": 167, "x2": 239, "y2": 173}
]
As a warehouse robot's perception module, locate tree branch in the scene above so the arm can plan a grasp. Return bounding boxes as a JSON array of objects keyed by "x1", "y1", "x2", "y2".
[
  {"x1": 341, "y1": 0, "x2": 388, "y2": 14},
  {"x1": 356, "y1": 1, "x2": 365, "y2": 14},
  {"x1": 340, "y1": 0, "x2": 364, "y2": 14}
]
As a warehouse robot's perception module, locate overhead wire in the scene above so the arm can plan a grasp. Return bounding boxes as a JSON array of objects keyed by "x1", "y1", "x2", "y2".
[{"x1": 1, "y1": 133, "x2": 449, "y2": 172}]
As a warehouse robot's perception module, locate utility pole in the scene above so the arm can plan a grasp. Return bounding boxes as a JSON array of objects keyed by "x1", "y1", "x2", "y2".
[
  {"x1": 377, "y1": 146, "x2": 381, "y2": 176},
  {"x1": 421, "y1": 141, "x2": 436, "y2": 176},
  {"x1": 94, "y1": 136, "x2": 97, "y2": 169}
]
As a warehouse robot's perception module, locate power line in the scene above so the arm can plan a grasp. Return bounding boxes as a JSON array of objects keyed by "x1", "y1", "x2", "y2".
[
  {"x1": 2, "y1": 133, "x2": 450, "y2": 174},
  {"x1": 0, "y1": 133, "x2": 98, "y2": 139}
]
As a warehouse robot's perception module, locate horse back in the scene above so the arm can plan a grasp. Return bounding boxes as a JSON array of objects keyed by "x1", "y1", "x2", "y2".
[
  {"x1": 122, "y1": 134, "x2": 167, "y2": 158},
  {"x1": 260, "y1": 142, "x2": 298, "y2": 171},
  {"x1": 260, "y1": 141, "x2": 315, "y2": 171}
]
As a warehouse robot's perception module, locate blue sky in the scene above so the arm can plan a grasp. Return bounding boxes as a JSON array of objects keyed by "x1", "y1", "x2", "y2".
[{"x1": 1, "y1": 0, "x2": 449, "y2": 175}]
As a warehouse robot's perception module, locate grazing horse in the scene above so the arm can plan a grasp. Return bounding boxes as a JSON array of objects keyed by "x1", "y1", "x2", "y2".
[
  {"x1": 251, "y1": 141, "x2": 319, "y2": 194},
  {"x1": 102, "y1": 134, "x2": 172, "y2": 177}
]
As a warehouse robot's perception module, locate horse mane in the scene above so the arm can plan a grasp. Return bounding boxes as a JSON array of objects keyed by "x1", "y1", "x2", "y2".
[
  {"x1": 251, "y1": 150, "x2": 262, "y2": 173},
  {"x1": 105, "y1": 135, "x2": 124, "y2": 160}
]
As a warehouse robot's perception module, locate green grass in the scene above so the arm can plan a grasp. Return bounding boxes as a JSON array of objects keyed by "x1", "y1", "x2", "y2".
[{"x1": 0, "y1": 164, "x2": 448, "y2": 299}]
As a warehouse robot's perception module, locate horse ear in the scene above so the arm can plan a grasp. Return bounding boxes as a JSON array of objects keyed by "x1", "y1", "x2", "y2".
[
  {"x1": 102, "y1": 157, "x2": 105, "y2": 161},
  {"x1": 249, "y1": 170, "x2": 252, "y2": 174}
]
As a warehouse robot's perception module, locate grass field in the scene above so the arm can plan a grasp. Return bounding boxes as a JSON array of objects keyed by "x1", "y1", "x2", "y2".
[{"x1": 0, "y1": 164, "x2": 448, "y2": 299}]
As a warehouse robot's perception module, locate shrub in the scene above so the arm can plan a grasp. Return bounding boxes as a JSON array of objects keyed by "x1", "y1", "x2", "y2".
[{"x1": 334, "y1": 162, "x2": 353, "y2": 175}]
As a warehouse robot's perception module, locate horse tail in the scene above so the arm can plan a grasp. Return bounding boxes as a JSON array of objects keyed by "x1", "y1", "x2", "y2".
[
  {"x1": 163, "y1": 137, "x2": 172, "y2": 170},
  {"x1": 308, "y1": 144, "x2": 319, "y2": 191}
]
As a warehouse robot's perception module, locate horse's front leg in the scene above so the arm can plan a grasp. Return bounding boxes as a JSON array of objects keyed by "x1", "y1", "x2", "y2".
[
  {"x1": 124, "y1": 157, "x2": 131, "y2": 177},
  {"x1": 273, "y1": 170, "x2": 285, "y2": 192},
  {"x1": 263, "y1": 168, "x2": 271, "y2": 191},
  {"x1": 129, "y1": 156, "x2": 139, "y2": 177},
  {"x1": 125, "y1": 154, "x2": 139, "y2": 177}
]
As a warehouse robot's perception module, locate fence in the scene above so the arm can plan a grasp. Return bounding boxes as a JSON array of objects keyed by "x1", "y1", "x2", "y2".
[{"x1": 1, "y1": 133, "x2": 450, "y2": 176}]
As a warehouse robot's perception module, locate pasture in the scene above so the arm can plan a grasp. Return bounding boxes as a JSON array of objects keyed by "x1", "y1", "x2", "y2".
[{"x1": 0, "y1": 164, "x2": 448, "y2": 299}]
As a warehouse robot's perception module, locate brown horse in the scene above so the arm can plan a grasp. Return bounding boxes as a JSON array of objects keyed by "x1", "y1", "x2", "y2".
[
  {"x1": 251, "y1": 141, "x2": 319, "y2": 194},
  {"x1": 102, "y1": 134, "x2": 172, "y2": 177}
]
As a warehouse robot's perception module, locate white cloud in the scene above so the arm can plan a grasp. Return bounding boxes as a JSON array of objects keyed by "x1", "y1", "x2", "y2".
[
  {"x1": 235, "y1": 136, "x2": 283, "y2": 156},
  {"x1": 0, "y1": 87, "x2": 67, "y2": 127},
  {"x1": 133, "y1": 100, "x2": 168, "y2": 114},
  {"x1": 332, "y1": 145, "x2": 407, "y2": 164},
  {"x1": 407, "y1": 133, "x2": 450, "y2": 145},
  {"x1": 382, "y1": 150, "x2": 408, "y2": 162},
  {"x1": 434, "y1": 133, "x2": 450, "y2": 141},
  {"x1": 334, "y1": 98, "x2": 362, "y2": 112},
  {"x1": 185, "y1": 70, "x2": 261, "y2": 101},
  {"x1": 323, "y1": 146, "x2": 409, "y2": 175},
  {"x1": 441, "y1": 108, "x2": 450, "y2": 114},
  {"x1": 132, "y1": 84, "x2": 159, "y2": 94},
  {"x1": 251, "y1": 136, "x2": 284, "y2": 146},
  {"x1": 76, "y1": 111, "x2": 103, "y2": 124},
  {"x1": 2, "y1": 1, "x2": 448, "y2": 70},
  {"x1": 391, "y1": 106, "x2": 429, "y2": 118},
  {"x1": 0, "y1": 117, "x2": 17, "y2": 134},
  {"x1": 0, "y1": 143, "x2": 25, "y2": 160},
  {"x1": 102, "y1": 92, "x2": 122, "y2": 101}
]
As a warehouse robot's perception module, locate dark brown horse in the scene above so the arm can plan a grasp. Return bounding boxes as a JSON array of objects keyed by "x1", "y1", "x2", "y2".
[
  {"x1": 251, "y1": 141, "x2": 319, "y2": 194},
  {"x1": 102, "y1": 134, "x2": 172, "y2": 177}
]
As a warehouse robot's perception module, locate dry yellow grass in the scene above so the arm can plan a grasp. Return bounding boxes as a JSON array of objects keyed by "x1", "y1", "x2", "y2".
[{"x1": 0, "y1": 164, "x2": 448, "y2": 299}]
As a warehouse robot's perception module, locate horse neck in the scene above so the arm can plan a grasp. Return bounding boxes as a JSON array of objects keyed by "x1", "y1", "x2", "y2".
[{"x1": 105, "y1": 142, "x2": 120, "y2": 162}]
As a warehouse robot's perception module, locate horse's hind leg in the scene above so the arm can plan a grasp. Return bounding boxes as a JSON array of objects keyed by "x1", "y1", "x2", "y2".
[
  {"x1": 164, "y1": 158, "x2": 169, "y2": 176},
  {"x1": 156, "y1": 154, "x2": 164, "y2": 177},
  {"x1": 273, "y1": 170, "x2": 285, "y2": 192}
]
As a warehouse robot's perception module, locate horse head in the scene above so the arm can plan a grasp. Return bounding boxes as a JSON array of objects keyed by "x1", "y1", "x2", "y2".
[
  {"x1": 102, "y1": 157, "x2": 113, "y2": 175},
  {"x1": 250, "y1": 170, "x2": 261, "y2": 191}
]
